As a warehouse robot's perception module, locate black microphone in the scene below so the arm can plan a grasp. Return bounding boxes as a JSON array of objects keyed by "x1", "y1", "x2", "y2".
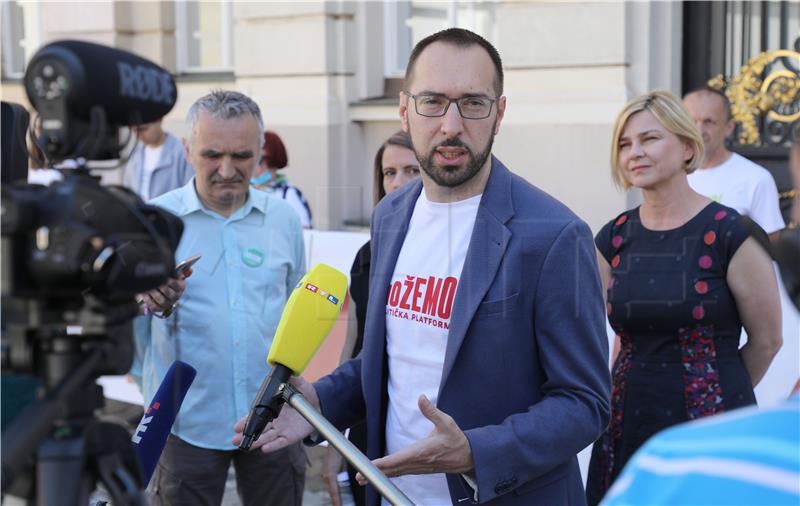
[{"x1": 24, "y1": 40, "x2": 176, "y2": 159}]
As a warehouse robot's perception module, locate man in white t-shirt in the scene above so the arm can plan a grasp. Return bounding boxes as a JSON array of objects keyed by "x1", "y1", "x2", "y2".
[
  {"x1": 123, "y1": 119, "x2": 193, "y2": 201},
  {"x1": 236, "y1": 28, "x2": 610, "y2": 506},
  {"x1": 684, "y1": 88, "x2": 785, "y2": 240}
]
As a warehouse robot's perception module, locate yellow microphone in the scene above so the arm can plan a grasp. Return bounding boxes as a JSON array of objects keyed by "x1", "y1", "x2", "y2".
[{"x1": 239, "y1": 263, "x2": 347, "y2": 450}]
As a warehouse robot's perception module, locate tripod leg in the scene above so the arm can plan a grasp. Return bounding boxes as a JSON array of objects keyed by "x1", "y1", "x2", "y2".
[
  {"x1": 37, "y1": 436, "x2": 93, "y2": 506},
  {"x1": 86, "y1": 422, "x2": 145, "y2": 506}
]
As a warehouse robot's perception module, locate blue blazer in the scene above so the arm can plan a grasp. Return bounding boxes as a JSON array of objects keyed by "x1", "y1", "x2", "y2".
[{"x1": 315, "y1": 158, "x2": 610, "y2": 505}]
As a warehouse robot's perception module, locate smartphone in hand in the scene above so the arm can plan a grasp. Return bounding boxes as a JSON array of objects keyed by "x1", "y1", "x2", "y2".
[{"x1": 174, "y1": 255, "x2": 201, "y2": 279}]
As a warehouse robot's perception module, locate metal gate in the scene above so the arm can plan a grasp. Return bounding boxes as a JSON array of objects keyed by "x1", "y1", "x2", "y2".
[{"x1": 683, "y1": 1, "x2": 799, "y2": 224}]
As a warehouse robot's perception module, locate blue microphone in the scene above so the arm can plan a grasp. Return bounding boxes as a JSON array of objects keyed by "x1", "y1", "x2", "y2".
[{"x1": 131, "y1": 360, "x2": 196, "y2": 485}]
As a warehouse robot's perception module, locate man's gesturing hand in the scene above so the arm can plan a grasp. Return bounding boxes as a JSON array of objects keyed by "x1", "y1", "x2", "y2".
[
  {"x1": 356, "y1": 395, "x2": 474, "y2": 484},
  {"x1": 232, "y1": 376, "x2": 317, "y2": 453}
]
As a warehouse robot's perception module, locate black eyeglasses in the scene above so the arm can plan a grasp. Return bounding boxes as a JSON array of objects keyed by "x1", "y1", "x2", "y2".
[{"x1": 403, "y1": 91, "x2": 498, "y2": 119}]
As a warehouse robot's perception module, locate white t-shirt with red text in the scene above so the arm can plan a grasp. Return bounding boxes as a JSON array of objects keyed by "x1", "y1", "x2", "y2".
[{"x1": 384, "y1": 191, "x2": 481, "y2": 505}]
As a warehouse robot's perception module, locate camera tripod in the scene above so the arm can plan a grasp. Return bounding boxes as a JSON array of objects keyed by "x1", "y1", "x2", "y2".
[{"x1": 2, "y1": 307, "x2": 145, "y2": 506}]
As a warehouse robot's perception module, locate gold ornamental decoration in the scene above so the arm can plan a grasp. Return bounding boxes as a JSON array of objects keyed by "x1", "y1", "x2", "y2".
[{"x1": 709, "y1": 49, "x2": 800, "y2": 146}]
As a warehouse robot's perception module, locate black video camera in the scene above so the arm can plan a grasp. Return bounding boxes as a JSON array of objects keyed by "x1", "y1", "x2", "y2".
[
  {"x1": 1, "y1": 40, "x2": 184, "y2": 505},
  {"x1": 2, "y1": 38, "x2": 183, "y2": 368}
]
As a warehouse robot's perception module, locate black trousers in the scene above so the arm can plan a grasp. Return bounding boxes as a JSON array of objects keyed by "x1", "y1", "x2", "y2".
[{"x1": 150, "y1": 434, "x2": 306, "y2": 506}]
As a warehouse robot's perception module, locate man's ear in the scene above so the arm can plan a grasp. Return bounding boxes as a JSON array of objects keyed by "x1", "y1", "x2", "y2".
[
  {"x1": 399, "y1": 91, "x2": 410, "y2": 133},
  {"x1": 494, "y1": 96, "x2": 507, "y2": 135},
  {"x1": 182, "y1": 137, "x2": 191, "y2": 160},
  {"x1": 724, "y1": 117, "x2": 735, "y2": 138}
]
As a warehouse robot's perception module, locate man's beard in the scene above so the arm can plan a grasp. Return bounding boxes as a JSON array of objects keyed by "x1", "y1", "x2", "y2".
[{"x1": 415, "y1": 125, "x2": 495, "y2": 189}]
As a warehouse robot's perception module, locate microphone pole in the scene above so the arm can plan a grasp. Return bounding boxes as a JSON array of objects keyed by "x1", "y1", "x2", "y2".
[{"x1": 280, "y1": 383, "x2": 413, "y2": 506}]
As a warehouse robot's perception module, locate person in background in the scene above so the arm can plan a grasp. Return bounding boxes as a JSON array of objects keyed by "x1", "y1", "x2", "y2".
[
  {"x1": 133, "y1": 90, "x2": 306, "y2": 506},
  {"x1": 683, "y1": 88, "x2": 785, "y2": 240},
  {"x1": 586, "y1": 90, "x2": 783, "y2": 504},
  {"x1": 250, "y1": 130, "x2": 313, "y2": 228},
  {"x1": 321, "y1": 130, "x2": 420, "y2": 506},
  {"x1": 26, "y1": 128, "x2": 63, "y2": 185},
  {"x1": 600, "y1": 125, "x2": 800, "y2": 506},
  {"x1": 123, "y1": 118, "x2": 193, "y2": 201}
]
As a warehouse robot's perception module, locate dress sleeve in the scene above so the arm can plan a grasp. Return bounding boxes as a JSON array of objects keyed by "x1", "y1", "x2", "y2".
[
  {"x1": 717, "y1": 208, "x2": 751, "y2": 268},
  {"x1": 595, "y1": 218, "x2": 617, "y2": 264}
]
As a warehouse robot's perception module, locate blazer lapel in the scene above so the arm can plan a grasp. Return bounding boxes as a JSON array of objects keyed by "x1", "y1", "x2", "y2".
[
  {"x1": 362, "y1": 181, "x2": 421, "y2": 422},
  {"x1": 370, "y1": 181, "x2": 422, "y2": 321},
  {"x1": 439, "y1": 158, "x2": 513, "y2": 393}
]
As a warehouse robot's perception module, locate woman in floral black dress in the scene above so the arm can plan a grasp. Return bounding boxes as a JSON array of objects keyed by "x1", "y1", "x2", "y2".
[{"x1": 586, "y1": 91, "x2": 782, "y2": 505}]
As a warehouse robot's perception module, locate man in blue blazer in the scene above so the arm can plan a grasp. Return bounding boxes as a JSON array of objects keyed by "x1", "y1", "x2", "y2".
[{"x1": 235, "y1": 28, "x2": 610, "y2": 505}]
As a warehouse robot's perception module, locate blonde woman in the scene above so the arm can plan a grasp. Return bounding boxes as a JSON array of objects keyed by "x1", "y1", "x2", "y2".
[{"x1": 586, "y1": 90, "x2": 782, "y2": 504}]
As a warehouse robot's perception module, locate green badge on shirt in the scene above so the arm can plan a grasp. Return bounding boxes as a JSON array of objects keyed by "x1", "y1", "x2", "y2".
[{"x1": 242, "y1": 247, "x2": 264, "y2": 267}]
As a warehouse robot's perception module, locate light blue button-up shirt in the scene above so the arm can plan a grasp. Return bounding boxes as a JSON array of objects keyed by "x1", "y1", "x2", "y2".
[{"x1": 131, "y1": 178, "x2": 305, "y2": 449}]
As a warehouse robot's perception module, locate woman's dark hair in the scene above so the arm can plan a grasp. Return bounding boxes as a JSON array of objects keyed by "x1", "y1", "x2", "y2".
[
  {"x1": 262, "y1": 130, "x2": 288, "y2": 169},
  {"x1": 373, "y1": 130, "x2": 414, "y2": 205}
]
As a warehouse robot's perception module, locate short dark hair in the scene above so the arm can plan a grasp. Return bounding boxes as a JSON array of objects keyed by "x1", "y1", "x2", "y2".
[
  {"x1": 404, "y1": 28, "x2": 504, "y2": 96},
  {"x1": 684, "y1": 87, "x2": 732, "y2": 120},
  {"x1": 262, "y1": 131, "x2": 288, "y2": 169},
  {"x1": 373, "y1": 130, "x2": 414, "y2": 205}
]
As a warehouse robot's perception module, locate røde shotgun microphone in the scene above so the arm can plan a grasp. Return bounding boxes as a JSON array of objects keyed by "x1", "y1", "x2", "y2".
[
  {"x1": 24, "y1": 39, "x2": 176, "y2": 160},
  {"x1": 239, "y1": 264, "x2": 348, "y2": 450},
  {"x1": 131, "y1": 360, "x2": 196, "y2": 485}
]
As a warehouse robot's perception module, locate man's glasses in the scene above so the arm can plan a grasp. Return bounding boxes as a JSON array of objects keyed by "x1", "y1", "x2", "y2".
[{"x1": 403, "y1": 91, "x2": 498, "y2": 119}]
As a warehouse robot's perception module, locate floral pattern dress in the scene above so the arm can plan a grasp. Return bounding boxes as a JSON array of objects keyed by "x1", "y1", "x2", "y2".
[{"x1": 585, "y1": 202, "x2": 756, "y2": 505}]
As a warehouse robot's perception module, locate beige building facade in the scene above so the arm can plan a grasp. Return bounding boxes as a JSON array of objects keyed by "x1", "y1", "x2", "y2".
[{"x1": 1, "y1": 1, "x2": 792, "y2": 233}]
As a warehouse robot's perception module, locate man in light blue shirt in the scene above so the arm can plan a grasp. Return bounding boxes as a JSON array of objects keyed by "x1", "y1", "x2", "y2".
[{"x1": 132, "y1": 90, "x2": 306, "y2": 506}]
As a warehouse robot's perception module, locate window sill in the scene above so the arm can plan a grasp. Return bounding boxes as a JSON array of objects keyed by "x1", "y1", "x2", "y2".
[
  {"x1": 348, "y1": 97, "x2": 399, "y2": 122},
  {"x1": 174, "y1": 71, "x2": 236, "y2": 83}
]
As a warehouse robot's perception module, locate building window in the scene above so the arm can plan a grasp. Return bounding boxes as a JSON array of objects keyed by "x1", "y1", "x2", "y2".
[
  {"x1": 1, "y1": 1, "x2": 41, "y2": 79},
  {"x1": 383, "y1": 0, "x2": 497, "y2": 78},
  {"x1": 175, "y1": 0, "x2": 233, "y2": 73}
]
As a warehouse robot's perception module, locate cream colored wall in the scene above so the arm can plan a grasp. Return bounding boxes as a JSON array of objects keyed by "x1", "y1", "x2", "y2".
[
  {"x1": 2, "y1": 0, "x2": 682, "y2": 233},
  {"x1": 474, "y1": 1, "x2": 675, "y2": 232},
  {"x1": 340, "y1": 1, "x2": 683, "y2": 233},
  {"x1": 231, "y1": 2, "x2": 359, "y2": 230}
]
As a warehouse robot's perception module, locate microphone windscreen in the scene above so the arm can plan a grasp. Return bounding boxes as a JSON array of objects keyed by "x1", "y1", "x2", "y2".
[
  {"x1": 25, "y1": 39, "x2": 176, "y2": 125},
  {"x1": 132, "y1": 360, "x2": 196, "y2": 486},
  {"x1": 267, "y1": 264, "x2": 348, "y2": 374}
]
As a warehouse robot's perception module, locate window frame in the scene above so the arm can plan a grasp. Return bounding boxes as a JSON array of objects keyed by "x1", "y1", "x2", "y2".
[
  {"x1": 382, "y1": 0, "x2": 497, "y2": 80},
  {"x1": 1, "y1": 0, "x2": 42, "y2": 80},
  {"x1": 174, "y1": 0, "x2": 233, "y2": 74}
]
